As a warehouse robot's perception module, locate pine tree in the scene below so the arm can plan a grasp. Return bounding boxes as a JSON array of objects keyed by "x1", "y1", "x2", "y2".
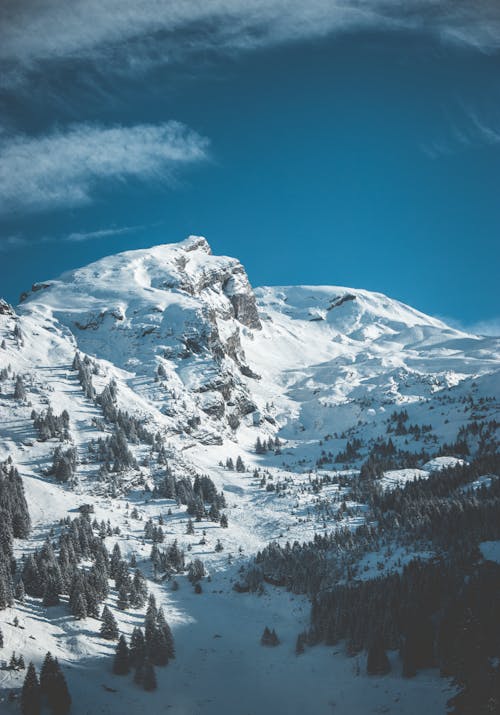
[
  {"x1": 186, "y1": 519, "x2": 195, "y2": 535},
  {"x1": 100, "y1": 605, "x2": 119, "y2": 640},
  {"x1": 261, "y1": 627, "x2": 280, "y2": 646},
  {"x1": 40, "y1": 652, "x2": 57, "y2": 697},
  {"x1": 21, "y1": 662, "x2": 41, "y2": 715},
  {"x1": 157, "y1": 608, "x2": 175, "y2": 660},
  {"x1": 72, "y1": 592, "x2": 87, "y2": 620},
  {"x1": 187, "y1": 558, "x2": 205, "y2": 584},
  {"x1": 235, "y1": 456, "x2": 245, "y2": 472},
  {"x1": 129, "y1": 627, "x2": 146, "y2": 669},
  {"x1": 110, "y1": 543, "x2": 122, "y2": 579},
  {"x1": 48, "y1": 660, "x2": 71, "y2": 715},
  {"x1": 116, "y1": 585, "x2": 129, "y2": 611},
  {"x1": 113, "y1": 635, "x2": 130, "y2": 675},
  {"x1": 14, "y1": 375, "x2": 26, "y2": 401},
  {"x1": 220, "y1": 513, "x2": 228, "y2": 528},
  {"x1": 149, "y1": 626, "x2": 169, "y2": 666},
  {"x1": 15, "y1": 579, "x2": 26, "y2": 602},
  {"x1": 43, "y1": 578, "x2": 60, "y2": 607}
]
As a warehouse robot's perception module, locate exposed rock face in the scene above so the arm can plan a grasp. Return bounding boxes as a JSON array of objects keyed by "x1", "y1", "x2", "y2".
[
  {"x1": 222, "y1": 267, "x2": 261, "y2": 330},
  {"x1": 226, "y1": 290, "x2": 261, "y2": 330},
  {"x1": 19, "y1": 235, "x2": 264, "y2": 438},
  {"x1": 0, "y1": 299, "x2": 14, "y2": 316}
]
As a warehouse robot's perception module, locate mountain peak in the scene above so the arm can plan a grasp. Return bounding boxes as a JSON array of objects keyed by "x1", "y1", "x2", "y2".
[{"x1": 179, "y1": 235, "x2": 212, "y2": 254}]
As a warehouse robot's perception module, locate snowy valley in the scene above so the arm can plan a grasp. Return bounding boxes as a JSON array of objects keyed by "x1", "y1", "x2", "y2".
[{"x1": 0, "y1": 236, "x2": 499, "y2": 715}]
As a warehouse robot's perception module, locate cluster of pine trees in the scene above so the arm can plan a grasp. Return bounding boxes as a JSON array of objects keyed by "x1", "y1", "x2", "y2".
[
  {"x1": 309, "y1": 557, "x2": 500, "y2": 714},
  {"x1": 244, "y1": 455, "x2": 500, "y2": 594},
  {"x1": 111, "y1": 594, "x2": 175, "y2": 692},
  {"x1": 31, "y1": 408, "x2": 70, "y2": 442},
  {"x1": 255, "y1": 436, "x2": 281, "y2": 454},
  {"x1": 17, "y1": 513, "x2": 149, "y2": 621},
  {"x1": 21, "y1": 653, "x2": 71, "y2": 715},
  {"x1": 153, "y1": 470, "x2": 227, "y2": 524},
  {"x1": 439, "y1": 419, "x2": 499, "y2": 459},
  {"x1": 385, "y1": 409, "x2": 433, "y2": 440},
  {"x1": 225, "y1": 456, "x2": 245, "y2": 472},
  {"x1": 48, "y1": 446, "x2": 78, "y2": 483},
  {"x1": 72, "y1": 353, "x2": 167, "y2": 480},
  {"x1": 73, "y1": 354, "x2": 166, "y2": 452},
  {"x1": 0, "y1": 458, "x2": 31, "y2": 609},
  {"x1": 239, "y1": 445, "x2": 500, "y2": 713},
  {"x1": 109, "y1": 543, "x2": 149, "y2": 610},
  {"x1": 153, "y1": 469, "x2": 195, "y2": 503},
  {"x1": 150, "y1": 539, "x2": 185, "y2": 578},
  {"x1": 20, "y1": 515, "x2": 109, "y2": 616},
  {"x1": 72, "y1": 351, "x2": 97, "y2": 400},
  {"x1": 96, "y1": 378, "x2": 156, "y2": 446},
  {"x1": 359, "y1": 438, "x2": 430, "y2": 478},
  {"x1": 88, "y1": 429, "x2": 137, "y2": 474}
]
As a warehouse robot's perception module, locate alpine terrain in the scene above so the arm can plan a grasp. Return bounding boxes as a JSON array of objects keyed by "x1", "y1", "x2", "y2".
[{"x1": 0, "y1": 235, "x2": 499, "y2": 715}]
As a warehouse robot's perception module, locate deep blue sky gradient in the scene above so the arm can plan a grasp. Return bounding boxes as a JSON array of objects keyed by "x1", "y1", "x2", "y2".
[{"x1": 1, "y1": 30, "x2": 499, "y2": 329}]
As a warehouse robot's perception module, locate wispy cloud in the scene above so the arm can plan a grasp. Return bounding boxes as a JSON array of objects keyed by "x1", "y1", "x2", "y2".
[
  {"x1": 1, "y1": 1, "x2": 499, "y2": 86},
  {"x1": 65, "y1": 224, "x2": 144, "y2": 243},
  {"x1": 0, "y1": 235, "x2": 29, "y2": 252},
  {"x1": 0, "y1": 122, "x2": 209, "y2": 214},
  {"x1": 0, "y1": 223, "x2": 149, "y2": 252},
  {"x1": 420, "y1": 106, "x2": 500, "y2": 159}
]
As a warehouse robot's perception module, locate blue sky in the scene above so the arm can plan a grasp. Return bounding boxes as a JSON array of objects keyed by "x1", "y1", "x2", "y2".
[{"x1": 0, "y1": 2, "x2": 499, "y2": 333}]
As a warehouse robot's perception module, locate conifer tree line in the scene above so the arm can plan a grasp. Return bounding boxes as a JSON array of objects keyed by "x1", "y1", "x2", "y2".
[
  {"x1": 71, "y1": 352, "x2": 171, "y2": 482},
  {"x1": 237, "y1": 451, "x2": 500, "y2": 714},
  {"x1": 0, "y1": 458, "x2": 31, "y2": 609},
  {"x1": 72, "y1": 353, "x2": 159, "y2": 448},
  {"x1": 21, "y1": 653, "x2": 71, "y2": 715},
  {"x1": 308, "y1": 557, "x2": 500, "y2": 715},
  {"x1": 72, "y1": 350, "x2": 221, "y2": 493},
  {"x1": 321, "y1": 418, "x2": 498, "y2": 477},
  {"x1": 239, "y1": 454, "x2": 500, "y2": 595}
]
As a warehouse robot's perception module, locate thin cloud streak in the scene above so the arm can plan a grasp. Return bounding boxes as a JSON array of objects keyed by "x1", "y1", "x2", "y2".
[
  {"x1": 0, "y1": 122, "x2": 209, "y2": 214},
  {"x1": 1, "y1": 1, "x2": 499, "y2": 87},
  {"x1": 0, "y1": 223, "x2": 150, "y2": 253},
  {"x1": 66, "y1": 225, "x2": 144, "y2": 243}
]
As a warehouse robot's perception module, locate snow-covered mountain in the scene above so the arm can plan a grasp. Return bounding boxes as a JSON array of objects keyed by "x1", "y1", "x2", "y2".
[
  {"x1": 14, "y1": 234, "x2": 500, "y2": 457},
  {"x1": 0, "y1": 236, "x2": 499, "y2": 715}
]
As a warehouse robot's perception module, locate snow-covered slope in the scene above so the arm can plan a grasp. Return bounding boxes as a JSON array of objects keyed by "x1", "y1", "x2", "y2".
[{"x1": 0, "y1": 236, "x2": 498, "y2": 714}]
